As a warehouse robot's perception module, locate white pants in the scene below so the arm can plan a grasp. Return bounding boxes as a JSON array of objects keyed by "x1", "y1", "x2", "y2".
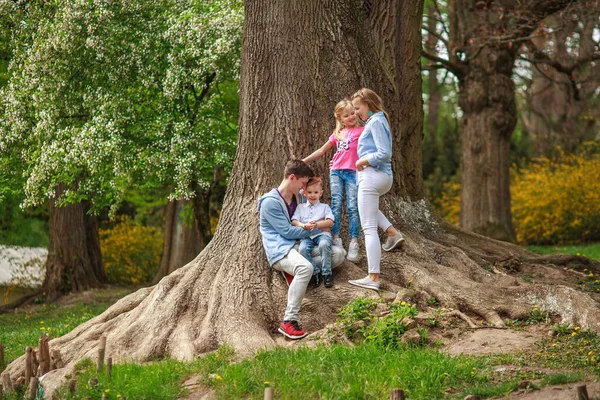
[
  {"x1": 357, "y1": 167, "x2": 393, "y2": 274},
  {"x1": 272, "y1": 246, "x2": 346, "y2": 321}
]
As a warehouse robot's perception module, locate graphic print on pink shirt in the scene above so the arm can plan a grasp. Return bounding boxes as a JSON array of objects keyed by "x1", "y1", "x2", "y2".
[{"x1": 329, "y1": 126, "x2": 364, "y2": 171}]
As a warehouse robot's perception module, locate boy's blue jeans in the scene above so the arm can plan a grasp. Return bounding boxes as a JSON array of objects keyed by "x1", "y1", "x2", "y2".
[
  {"x1": 298, "y1": 234, "x2": 333, "y2": 276},
  {"x1": 330, "y1": 169, "x2": 360, "y2": 239}
]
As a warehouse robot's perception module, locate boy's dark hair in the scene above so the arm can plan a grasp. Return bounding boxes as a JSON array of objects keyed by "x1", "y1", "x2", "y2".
[{"x1": 284, "y1": 159, "x2": 314, "y2": 179}]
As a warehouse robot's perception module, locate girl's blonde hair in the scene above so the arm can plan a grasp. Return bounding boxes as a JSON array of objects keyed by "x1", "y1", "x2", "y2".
[
  {"x1": 351, "y1": 88, "x2": 390, "y2": 125},
  {"x1": 333, "y1": 99, "x2": 355, "y2": 141}
]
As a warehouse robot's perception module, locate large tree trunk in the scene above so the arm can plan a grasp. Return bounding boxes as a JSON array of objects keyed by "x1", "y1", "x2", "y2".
[
  {"x1": 6, "y1": 1, "x2": 600, "y2": 396},
  {"x1": 453, "y1": 2, "x2": 517, "y2": 243},
  {"x1": 43, "y1": 187, "x2": 106, "y2": 301}
]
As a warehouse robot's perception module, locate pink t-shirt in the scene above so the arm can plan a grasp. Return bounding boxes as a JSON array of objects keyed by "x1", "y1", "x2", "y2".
[{"x1": 329, "y1": 126, "x2": 364, "y2": 171}]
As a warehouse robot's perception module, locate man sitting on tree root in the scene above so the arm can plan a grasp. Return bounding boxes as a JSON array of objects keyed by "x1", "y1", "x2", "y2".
[{"x1": 258, "y1": 159, "x2": 345, "y2": 339}]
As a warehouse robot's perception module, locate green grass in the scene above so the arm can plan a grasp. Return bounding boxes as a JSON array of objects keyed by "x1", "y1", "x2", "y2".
[
  {"x1": 528, "y1": 242, "x2": 600, "y2": 261},
  {"x1": 0, "y1": 290, "x2": 127, "y2": 366},
  {"x1": 3, "y1": 290, "x2": 600, "y2": 399},
  {"x1": 45, "y1": 337, "x2": 600, "y2": 400}
]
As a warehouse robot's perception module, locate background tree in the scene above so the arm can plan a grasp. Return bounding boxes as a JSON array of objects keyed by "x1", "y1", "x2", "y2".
[{"x1": 422, "y1": 0, "x2": 598, "y2": 242}]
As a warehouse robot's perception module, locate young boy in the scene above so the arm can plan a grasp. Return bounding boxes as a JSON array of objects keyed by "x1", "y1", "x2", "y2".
[{"x1": 291, "y1": 177, "x2": 335, "y2": 288}]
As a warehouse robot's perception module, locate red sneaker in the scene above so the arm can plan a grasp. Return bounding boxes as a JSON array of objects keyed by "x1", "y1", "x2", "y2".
[
  {"x1": 278, "y1": 321, "x2": 308, "y2": 339},
  {"x1": 280, "y1": 271, "x2": 294, "y2": 287}
]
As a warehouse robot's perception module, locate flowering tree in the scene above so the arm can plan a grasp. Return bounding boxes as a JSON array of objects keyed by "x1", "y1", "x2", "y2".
[{"x1": 0, "y1": 0, "x2": 242, "y2": 299}]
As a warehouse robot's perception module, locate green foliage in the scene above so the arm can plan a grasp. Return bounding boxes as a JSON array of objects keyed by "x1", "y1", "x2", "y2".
[
  {"x1": 99, "y1": 216, "x2": 163, "y2": 285},
  {"x1": 433, "y1": 144, "x2": 600, "y2": 245},
  {"x1": 336, "y1": 296, "x2": 377, "y2": 336},
  {"x1": 337, "y1": 297, "x2": 419, "y2": 349},
  {"x1": 511, "y1": 143, "x2": 600, "y2": 244},
  {"x1": 527, "y1": 304, "x2": 549, "y2": 324},
  {"x1": 0, "y1": 191, "x2": 49, "y2": 247},
  {"x1": 0, "y1": 0, "x2": 242, "y2": 214}
]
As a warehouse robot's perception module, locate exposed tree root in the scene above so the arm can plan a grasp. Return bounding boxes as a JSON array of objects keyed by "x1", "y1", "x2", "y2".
[{"x1": 0, "y1": 290, "x2": 42, "y2": 314}]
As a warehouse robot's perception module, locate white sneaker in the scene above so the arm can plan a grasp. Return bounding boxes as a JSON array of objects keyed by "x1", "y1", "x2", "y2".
[
  {"x1": 347, "y1": 241, "x2": 360, "y2": 262},
  {"x1": 382, "y1": 233, "x2": 405, "y2": 252},
  {"x1": 348, "y1": 276, "x2": 380, "y2": 291},
  {"x1": 333, "y1": 237, "x2": 343, "y2": 247}
]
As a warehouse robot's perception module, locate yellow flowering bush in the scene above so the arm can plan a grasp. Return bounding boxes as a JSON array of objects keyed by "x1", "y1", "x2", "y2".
[
  {"x1": 432, "y1": 180, "x2": 460, "y2": 226},
  {"x1": 511, "y1": 143, "x2": 600, "y2": 244},
  {"x1": 100, "y1": 216, "x2": 163, "y2": 285},
  {"x1": 433, "y1": 143, "x2": 600, "y2": 245}
]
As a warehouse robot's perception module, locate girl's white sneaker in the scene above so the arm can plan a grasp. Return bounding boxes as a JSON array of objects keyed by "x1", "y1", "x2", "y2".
[{"x1": 347, "y1": 241, "x2": 360, "y2": 262}]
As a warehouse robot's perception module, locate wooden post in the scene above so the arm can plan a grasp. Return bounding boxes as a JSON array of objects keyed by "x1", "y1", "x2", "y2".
[
  {"x1": 25, "y1": 346, "x2": 33, "y2": 383},
  {"x1": 264, "y1": 387, "x2": 273, "y2": 400},
  {"x1": 0, "y1": 343, "x2": 4, "y2": 369},
  {"x1": 0, "y1": 383, "x2": 3, "y2": 400},
  {"x1": 390, "y1": 388, "x2": 405, "y2": 400},
  {"x1": 1, "y1": 372, "x2": 13, "y2": 393},
  {"x1": 32, "y1": 349, "x2": 39, "y2": 377},
  {"x1": 577, "y1": 385, "x2": 589, "y2": 400},
  {"x1": 97, "y1": 336, "x2": 106, "y2": 372},
  {"x1": 68, "y1": 379, "x2": 76, "y2": 395},
  {"x1": 106, "y1": 357, "x2": 113, "y2": 378},
  {"x1": 37, "y1": 337, "x2": 44, "y2": 375},
  {"x1": 41, "y1": 334, "x2": 51, "y2": 374},
  {"x1": 26, "y1": 377, "x2": 38, "y2": 400},
  {"x1": 464, "y1": 396, "x2": 481, "y2": 400}
]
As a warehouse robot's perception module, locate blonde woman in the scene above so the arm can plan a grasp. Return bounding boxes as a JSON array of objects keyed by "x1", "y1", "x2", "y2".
[{"x1": 348, "y1": 88, "x2": 404, "y2": 291}]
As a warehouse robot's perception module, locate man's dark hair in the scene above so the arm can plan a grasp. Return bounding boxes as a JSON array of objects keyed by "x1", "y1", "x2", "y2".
[{"x1": 284, "y1": 159, "x2": 314, "y2": 179}]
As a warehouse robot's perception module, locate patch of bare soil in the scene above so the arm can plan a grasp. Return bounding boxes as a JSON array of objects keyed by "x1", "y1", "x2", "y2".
[
  {"x1": 445, "y1": 328, "x2": 541, "y2": 356},
  {"x1": 499, "y1": 381, "x2": 600, "y2": 399}
]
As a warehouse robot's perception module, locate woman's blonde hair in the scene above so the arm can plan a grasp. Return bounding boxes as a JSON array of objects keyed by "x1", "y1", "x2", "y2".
[
  {"x1": 351, "y1": 88, "x2": 390, "y2": 125},
  {"x1": 333, "y1": 99, "x2": 355, "y2": 141}
]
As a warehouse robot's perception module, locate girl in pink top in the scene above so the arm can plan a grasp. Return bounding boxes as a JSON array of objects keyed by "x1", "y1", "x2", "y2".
[{"x1": 303, "y1": 99, "x2": 364, "y2": 262}]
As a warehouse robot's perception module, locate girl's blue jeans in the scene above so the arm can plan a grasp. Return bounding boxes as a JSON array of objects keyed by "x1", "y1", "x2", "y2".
[{"x1": 330, "y1": 169, "x2": 360, "y2": 239}]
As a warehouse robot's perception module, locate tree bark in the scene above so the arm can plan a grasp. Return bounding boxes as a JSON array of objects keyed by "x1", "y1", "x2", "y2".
[
  {"x1": 6, "y1": 1, "x2": 600, "y2": 396},
  {"x1": 43, "y1": 186, "x2": 105, "y2": 301},
  {"x1": 454, "y1": 1, "x2": 518, "y2": 242}
]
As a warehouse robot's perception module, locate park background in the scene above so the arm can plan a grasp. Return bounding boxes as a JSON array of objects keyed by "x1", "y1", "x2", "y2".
[{"x1": 0, "y1": 0, "x2": 599, "y2": 399}]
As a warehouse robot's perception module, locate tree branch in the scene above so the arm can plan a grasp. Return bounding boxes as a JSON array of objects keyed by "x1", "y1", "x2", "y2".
[
  {"x1": 422, "y1": 50, "x2": 466, "y2": 78},
  {"x1": 422, "y1": 24, "x2": 449, "y2": 49},
  {"x1": 521, "y1": 39, "x2": 600, "y2": 100}
]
